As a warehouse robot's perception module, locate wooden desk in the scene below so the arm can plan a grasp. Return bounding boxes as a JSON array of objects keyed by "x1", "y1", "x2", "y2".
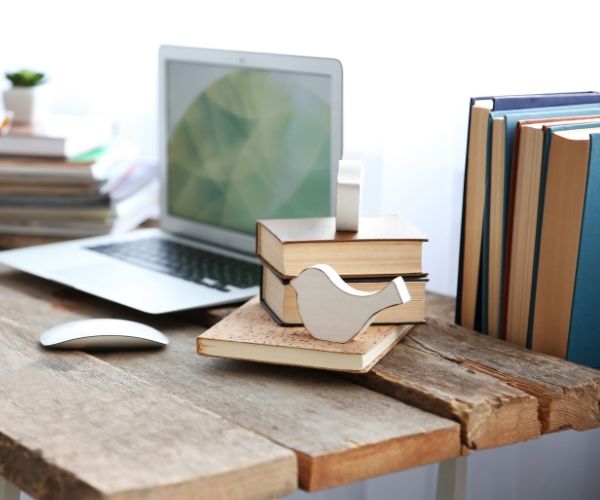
[{"x1": 0, "y1": 267, "x2": 598, "y2": 500}]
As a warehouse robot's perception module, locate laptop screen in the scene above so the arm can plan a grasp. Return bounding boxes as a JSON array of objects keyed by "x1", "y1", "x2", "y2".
[{"x1": 166, "y1": 60, "x2": 332, "y2": 235}]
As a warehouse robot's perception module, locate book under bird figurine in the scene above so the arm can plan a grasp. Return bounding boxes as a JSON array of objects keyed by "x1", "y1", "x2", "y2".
[{"x1": 291, "y1": 264, "x2": 411, "y2": 343}]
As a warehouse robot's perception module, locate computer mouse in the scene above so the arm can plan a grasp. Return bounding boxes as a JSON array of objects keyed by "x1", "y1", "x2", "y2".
[{"x1": 40, "y1": 319, "x2": 169, "y2": 350}]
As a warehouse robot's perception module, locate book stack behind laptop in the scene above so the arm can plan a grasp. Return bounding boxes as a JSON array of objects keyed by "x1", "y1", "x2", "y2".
[
  {"x1": 257, "y1": 215, "x2": 429, "y2": 325},
  {"x1": 457, "y1": 91, "x2": 600, "y2": 367},
  {"x1": 0, "y1": 115, "x2": 158, "y2": 238}
]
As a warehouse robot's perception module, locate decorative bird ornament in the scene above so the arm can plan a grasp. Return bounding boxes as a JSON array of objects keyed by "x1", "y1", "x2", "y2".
[{"x1": 291, "y1": 264, "x2": 411, "y2": 343}]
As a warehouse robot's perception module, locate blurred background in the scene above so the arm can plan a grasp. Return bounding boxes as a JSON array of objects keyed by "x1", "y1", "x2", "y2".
[{"x1": 3, "y1": 0, "x2": 600, "y2": 498}]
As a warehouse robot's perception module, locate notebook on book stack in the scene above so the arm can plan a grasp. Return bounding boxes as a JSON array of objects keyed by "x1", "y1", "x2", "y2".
[
  {"x1": 197, "y1": 215, "x2": 428, "y2": 372},
  {"x1": 457, "y1": 91, "x2": 600, "y2": 368},
  {"x1": 0, "y1": 115, "x2": 158, "y2": 237}
]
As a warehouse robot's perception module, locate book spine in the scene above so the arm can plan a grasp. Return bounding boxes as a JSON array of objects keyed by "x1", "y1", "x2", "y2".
[
  {"x1": 479, "y1": 117, "x2": 494, "y2": 333},
  {"x1": 567, "y1": 134, "x2": 600, "y2": 367},
  {"x1": 455, "y1": 98, "x2": 476, "y2": 325}
]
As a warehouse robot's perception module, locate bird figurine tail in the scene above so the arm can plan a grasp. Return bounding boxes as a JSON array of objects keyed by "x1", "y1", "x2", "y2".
[{"x1": 291, "y1": 264, "x2": 412, "y2": 343}]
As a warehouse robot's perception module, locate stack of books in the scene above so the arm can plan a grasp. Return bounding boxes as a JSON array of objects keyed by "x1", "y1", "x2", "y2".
[
  {"x1": 0, "y1": 115, "x2": 158, "y2": 237},
  {"x1": 457, "y1": 91, "x2": 600, "y2": 367},
  {"x1": 257, "y1": 216, "x2": 429, "y2": 326},
  {"x1": 197, "y1": 215, "x2": 429, "y2": 372}
]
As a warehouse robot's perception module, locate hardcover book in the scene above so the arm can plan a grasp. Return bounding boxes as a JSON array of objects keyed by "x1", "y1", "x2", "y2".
[
  {"x1": 256, "y1": 216, "x2": 427, "y2": 279},
  {"x1": 260, "y1": 263, "x2": 428, "y2": 325},
  {"x1": 197, "y1": 296, "x2": 413, "y2": 373},
  {"x1": 530, "y1": 128, "x2": 600, "y2": 366}
]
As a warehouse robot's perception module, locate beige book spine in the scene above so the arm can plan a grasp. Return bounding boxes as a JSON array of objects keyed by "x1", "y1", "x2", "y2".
[
  {"x1": 262, "y1": 266, "x2": 425, "y2": 325},
  {"x1": 531, "y1": 135, "x2": 590, "y2": 357},
  {"x1": 460, "y1": 101, "x2": 494, "y2": 329},
  {"x1": 505, "y1": 126, "x2": 545, "y2": 347}
]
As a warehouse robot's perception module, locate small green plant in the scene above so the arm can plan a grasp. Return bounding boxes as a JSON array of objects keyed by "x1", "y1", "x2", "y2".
[{"x1": 6, "y1": 69, "x2": 46, "y2": 87}]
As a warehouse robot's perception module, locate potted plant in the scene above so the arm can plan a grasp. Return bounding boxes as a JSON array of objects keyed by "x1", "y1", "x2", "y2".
[{"x1": 3, "y1": 69, "x2": 49, "y2": 124}]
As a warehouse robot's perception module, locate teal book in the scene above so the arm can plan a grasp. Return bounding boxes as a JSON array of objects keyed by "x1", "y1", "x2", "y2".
[
  {"x1": 567, "y1": 133, "x2": 600, "y2": 367},
  {"x1": 481, "y1": 103, "x2": 600, "y2": 337}
]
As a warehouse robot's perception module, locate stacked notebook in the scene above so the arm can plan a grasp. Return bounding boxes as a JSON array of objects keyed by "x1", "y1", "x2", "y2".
[
  {"x1": 198, "y1": 215, "x2": 428, "y2": 372},
  {"x1": 457, "y1": 91, "x2": 600, "y2": 367},
  {"x1": 0, "y1": 115, "x2": 158, "y2": 237}
]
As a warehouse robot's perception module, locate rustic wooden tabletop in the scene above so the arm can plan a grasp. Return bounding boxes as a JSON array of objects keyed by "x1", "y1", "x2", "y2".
[{"x1": 0, "y1": 264, "x2": 598, "y2": 499}]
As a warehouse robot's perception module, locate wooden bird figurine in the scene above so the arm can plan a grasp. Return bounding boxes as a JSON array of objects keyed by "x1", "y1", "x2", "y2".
[{"x1": 291, "y1": 264, "x2": 411, "y2": 343}]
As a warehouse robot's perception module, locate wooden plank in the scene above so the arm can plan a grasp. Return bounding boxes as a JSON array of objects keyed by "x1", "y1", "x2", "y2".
[
  {"x1": 358, "y1": 293, "x2": 599, "y2": 440},
  {"x1": 352, "y1": 333, "x2": 541, "y2": 449},
  {"x1": 405, "y1": 319, "x2": 600, "y2": 433},
  {"x1": 0, "y1": 271, "x2": 297, "y2": 500},
  {"x1": 425, "y1": 292, "x2": 455, "y2": 323},
  {"x1": 0, "y1": 269, "x2": 461, "y2": 492},
  {"x1": 171, "y1": 291, "x2": 599, "y2": 448}
]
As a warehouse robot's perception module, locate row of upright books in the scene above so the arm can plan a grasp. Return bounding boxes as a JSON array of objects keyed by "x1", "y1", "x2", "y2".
[
  {"x1": 457, "y1": 91, "x2": 600, "y2": 368},
  {"x1": 0, "y1": 115, "x2": 158, "y2": 237}
]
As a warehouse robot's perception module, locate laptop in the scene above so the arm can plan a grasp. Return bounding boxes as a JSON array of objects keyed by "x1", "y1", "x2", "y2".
[{"x1": 0, "y1": 46, "x2": 343, "y2": 313}]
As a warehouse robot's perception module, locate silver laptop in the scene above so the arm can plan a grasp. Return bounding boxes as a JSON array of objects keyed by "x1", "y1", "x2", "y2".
[{"x1": 0, "y1": 46, "x2": 343, "y2": 313}]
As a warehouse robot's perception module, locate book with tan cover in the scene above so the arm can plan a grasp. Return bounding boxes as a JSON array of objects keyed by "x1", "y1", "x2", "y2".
[
  {"x1": 197, "y1": 296, "x2": 413, "y2": 373},
  {"x1": 260, "y1": 264, "x2": 427, "y2": 325},
  {"x1": 256, "y1": 215, "x2": 427, "y2": 279}
]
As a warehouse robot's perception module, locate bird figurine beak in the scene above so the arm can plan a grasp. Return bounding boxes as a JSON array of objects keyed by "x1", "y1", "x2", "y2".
[{"x1": 291, "y1": 264, "x2": 411, "y2": 343}]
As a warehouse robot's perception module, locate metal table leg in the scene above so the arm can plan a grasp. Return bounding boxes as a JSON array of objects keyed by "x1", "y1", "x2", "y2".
[
  {"x1": 436, "y1": 456, "x2": 468, "y2": 500},
  {"x1": 0, "y1": 476, "x2": 20, "y2": 500}
]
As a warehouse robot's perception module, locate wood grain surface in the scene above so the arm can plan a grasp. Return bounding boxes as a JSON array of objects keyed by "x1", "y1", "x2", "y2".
[
  {"x1": 0, "y1": 268, "x2": 461, "y2": 493},
  {"x1": 352, "y1": 337, "x2": 541, "y2": 450},
  {"x1": 193, "y1": 291, "x2": 600, "y2": 448},
  {"x1": 0, "y1": 271, "x2": 296, "y2": 500},
  {"x1": 405, "y1": 318, "x2": 600, "y2": 433}
]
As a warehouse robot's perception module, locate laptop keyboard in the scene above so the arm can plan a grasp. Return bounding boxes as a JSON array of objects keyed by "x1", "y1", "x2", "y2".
[{"x1": 89, "y1": 237, "x2": 260, "y2": 292}]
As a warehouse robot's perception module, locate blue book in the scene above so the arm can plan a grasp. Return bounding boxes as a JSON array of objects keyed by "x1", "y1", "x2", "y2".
[
  {"x1": 567, "y1": 133, "x2": 600, "y2": 367},
  {"x1": 457, "y1": 93, "x2": 600, "y2": 332}
]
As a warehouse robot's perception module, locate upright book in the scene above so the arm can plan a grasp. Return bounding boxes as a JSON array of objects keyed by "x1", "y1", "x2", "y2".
[{"x1": 530, "y1": 128, "x2": 600, "y2": 366}]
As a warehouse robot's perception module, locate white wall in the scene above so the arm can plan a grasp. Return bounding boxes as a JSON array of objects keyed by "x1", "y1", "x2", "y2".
[
  {"x1": 4, "y1": 0, "x2": 599, "y2": 295},
  {"x1": 4, "y1": 1, "x2": 600, "y2": 498}
]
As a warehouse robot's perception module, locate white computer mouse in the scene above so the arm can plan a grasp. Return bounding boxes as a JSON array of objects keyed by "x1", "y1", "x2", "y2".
[{"x1": 40, "y1": 319, "x2": 169, "y2": 350}]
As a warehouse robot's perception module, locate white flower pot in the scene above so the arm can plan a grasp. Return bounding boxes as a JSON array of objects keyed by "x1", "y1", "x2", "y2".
[{"x1": 2, "y1": 85, "x2": 49, "y2": 124}]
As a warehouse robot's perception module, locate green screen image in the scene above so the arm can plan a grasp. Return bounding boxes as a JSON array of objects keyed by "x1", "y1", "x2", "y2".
[{"x1": 167, "y1": 64, "x2": 331, "y2": 234}]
